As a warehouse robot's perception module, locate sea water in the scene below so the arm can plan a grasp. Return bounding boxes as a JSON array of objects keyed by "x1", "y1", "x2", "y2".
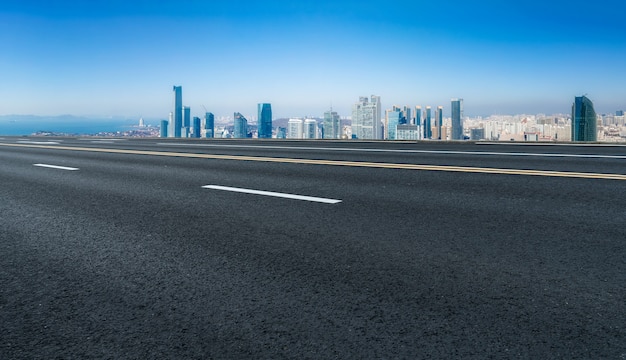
[{"x1": 0, "y1": 117, "x2": 141, "y2": 136}]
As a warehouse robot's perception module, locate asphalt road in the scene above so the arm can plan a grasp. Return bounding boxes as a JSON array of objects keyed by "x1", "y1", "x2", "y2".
[{"x1": 1, "y1": 138, "x2": 625, "y2": 358}]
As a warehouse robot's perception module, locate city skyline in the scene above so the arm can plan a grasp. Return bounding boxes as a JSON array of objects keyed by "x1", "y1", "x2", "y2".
[{"x1": 1, "y1": 1, "x2": 625, "y2": 118}]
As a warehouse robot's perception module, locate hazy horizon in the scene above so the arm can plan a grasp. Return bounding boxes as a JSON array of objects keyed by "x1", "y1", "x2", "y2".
[{"x1": 1, "y1": 1, "x2": 625, "y2": 119}]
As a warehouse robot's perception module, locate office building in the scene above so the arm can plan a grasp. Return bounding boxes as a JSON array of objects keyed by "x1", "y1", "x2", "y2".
[
  {"x1": 470, "y1": 128, "x2": 485, "y2": 140},
  {"x1": 276, "y1": 127, "x2": 287, "y2": 139},
  {"x1": 233, "y1": 112, "x2": 248, "y2": 138},
  {"x1": 572, "y1": 95, "x2": 597, "y2": 142},
  {"x1": 351, "y1": 95, "x2": 381, "y2": 139},
  {"x1": 436, "y1": 106, "x2": 443, "y2": 140},
  {"x1": 160, "y1": 120, "x2": 168, "y2": 138},
  {"x1": 257, "y1": 103, "x2": 272, "y2": 138},
  {"x1": 424, "y1": 106, "x2": 432, "y2": 139},
  {"x1": 288, "y1": 118, "x2": 303, "y2": 139},
  {"x1": 415, "y1": 106, "x2": 422, "y2": 126},
  {"x1": 192, "y1": 117, "x2": 201, "y2": 138},
  {"x1": 385, "y1": 109, "x2": 402, "y2": 140},
  {"x1": 323, "y1": 110, "x2": 341, "y2": 139},
  {"x1": 171, "y1": 86, "x2": 182, "y2": 138},
  {"x1": 402, "y1": 106, "x2": 411, "y2": 125},
  {"x1": 451, "y1": 98, "x2": 464, "y2": 140},
  {"x1": 183, "y1": 106, "x2": 191, "y2": 136},
  {"x1": 304, "y1": 119, "x2": 317, "y2": 139},
  {"x1": 617, "y1": 110, "x2": 624, "y2": 117},
  {"x1": 397, "y1": 124, "x2": 419, "y2": 140},
  {"x1": 203, "y1": 112, "x2": 214, "y2": 138}
]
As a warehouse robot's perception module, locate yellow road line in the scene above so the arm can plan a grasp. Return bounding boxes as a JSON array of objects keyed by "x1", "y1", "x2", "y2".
[{"x1": 2, "y1": 142, "x2": 626, "y2": 181}]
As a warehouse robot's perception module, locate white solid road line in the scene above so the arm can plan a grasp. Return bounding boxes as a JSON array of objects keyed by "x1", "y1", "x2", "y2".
[
  {"x1": 158, "y1": 142, "x2": 626, "y2": 159},
  {"x1": 18, "y1": 141, "x2": 61, "y2": 145},
  {"x1": 202, "y1": 185, "x2": 342, "y2": 204},
  {"x1": 33, "y1": 163, "x2": 79, "y2": 171}
]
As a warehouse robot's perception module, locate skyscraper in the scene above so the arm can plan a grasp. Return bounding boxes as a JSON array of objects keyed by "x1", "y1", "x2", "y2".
[
  {"x1": 204, "y1": 112, "x2": 214, "y2": 138},
  {"x1": 160, "y1": 120, "x2": 168, "y2": 138},
  {"x1": 424, "y1": 106, "x2": 432, "y2": 139},
  {"x1": 183, "y1": 106, "x2": 191, "y2": 136},
  {"x1": 288, "y1": 118, "x2": 303, "y2": 139},
  {"x1": 572, "y1": 95, "x2": 597, "y2": 142},
  {"x1": 402, "y1": 106, "x2": 411, "y2": 125},
  {"x1": 304, "y1": 119, "x2": 317, "y2": 139},
  {"x1": 436, "y1": 106, "x2": 443, "y2": 140},
  {"x1": 415, "y1": 106, "x2": 422, "y2": 127},
  {"x1": 167, "y1": 112, "x2": 174, "y2": 138},
  {"x1": 352, "y1": 95, "x2": 381, "y2": 139},
  {"x1": 451, "y1": 98, "x2": 464, "y2": 140},
  {"x1": 323, "y1": 110, "x2": 341, "y2": 139},
  {"x1": 371, "y1": 95, "x2": 382, "y2": 139},
  {"x1": 233, "y1": 112, "x2": 248, "y2": 138},
  {"x1": 171, "y1": 86, "x2": 182, "y2": 138},
  {"x1": 192, "y1": 117, "x2": 201, "y2": 138},
  {"x1": 385, "y1": 108, "x2": 401, "y2": 140},
  {"x1": 257, "y1": 103, "x2": 272, "y2": 138}
]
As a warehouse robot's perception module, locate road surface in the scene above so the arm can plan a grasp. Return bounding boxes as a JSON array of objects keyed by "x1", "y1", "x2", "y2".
[{"x1": 1, "y1": 138, "x2": 625, "y2": 358}]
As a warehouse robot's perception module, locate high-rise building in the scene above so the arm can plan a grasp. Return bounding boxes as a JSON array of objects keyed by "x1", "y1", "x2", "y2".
[
  {"x1": 572, "y1": 95, "x2": 597, "y2": 142},
  {"x1": 415, "y1": 106, "x2": 422, "y2": 126},
  {"x1": 192, "y1": 117, "x2": 201, "y2": 138},
  {"x1": 288, "y1": 118, "x2": 303, "y2": 139},
  {"x1": 183, "y1": 106, "x2": 191, "y2": 136},
  {"x1": 204, "y1": 112, "x2": 214, "y2": 138},
  {"x1": 424, "y1": 106, "x2": 432, "y2": 139},
  {"x1": 304, "y1": 119, "x2": 317, "y2": 139},
  {"x1": 436, "y1": 106, "x2": 443, "y2": 140},
  {"x1": 160, "y1": 120, "x2": 168, "y2": 138},
  {"x1": 451, "y1": 98, "x2": 464, "y2": 140},
  {"x1": 167, "y1": 112, "x2": 174, "y2": 138},
  {"x1": 257, "y1": 103, "x2": 272, "y2": 138},
  {"x1": 617, "y1": 110, "x2": 624, "y2": 117},
  {"x1": 171, "y1": 86, "x2": 182, "y2": 138},
  {"x1": 402, "y1": 106, "x2": 411, "y2": 125},
  {"x1": 233, "y1": 112, "x2": 248, "y2": 138},
  {"x1": 351, "y1": 95, "x2": 381, "y2": 139},
  {"x1": 323, "y1": 110, "x2": 341, "y2": 139},
  {"x1": 385, "y1": 109, "x2": 402, "y2": 140},
  {"x1": 371, "y1": 95, "x2": 382, "y2": 139}
]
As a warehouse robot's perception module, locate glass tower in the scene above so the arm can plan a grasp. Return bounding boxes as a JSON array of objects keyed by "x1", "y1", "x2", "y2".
[
  {"x1": 160, "y1": 120, "x2": 168, "y2": 138},
  {"x1": 204, "y1": 112, "x2": 214, "y2": 138},
  {"x1": 192, "y1": 117, "x2": 201, "y2": 138},
  {"x1": 233, "y1": 112, "x2": 248, "y2": 138},
  {"x1": 171, "y1": 86, "x2": 182, "y2": 138},
  {"x1": 385, "y1": 109, "x2": 401, "y2": 140},
  {"x1": 323, "y1": 110, "x2": 341, "y2": 139},
  {"x1": 572, "y1": 96, "x2": 597, "y2": 142},
  {"x1": 436, "y1": 106, "x2": 443, "y2": 140},
  {"x1": 451, "y1": 98, "x2": 464, "y2": 140},
  {"x1": 257, "y1": 103, "x2": 272, "y2": 138},
  {"x1": 424, "y1": 106, "x2": 432, "y2": 139}
]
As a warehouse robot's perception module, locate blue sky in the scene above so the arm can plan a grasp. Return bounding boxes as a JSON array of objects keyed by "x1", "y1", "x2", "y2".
[{"x1": 1, "y1": 0, "x2": 625, "y2": 119}]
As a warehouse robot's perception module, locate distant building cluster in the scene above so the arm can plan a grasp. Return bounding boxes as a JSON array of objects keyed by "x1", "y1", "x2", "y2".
[{"x1": 158, "y1": 86, "x2": 623, "y2": 142}]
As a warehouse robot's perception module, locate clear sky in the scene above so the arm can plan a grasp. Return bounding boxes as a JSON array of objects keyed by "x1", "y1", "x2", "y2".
[{"x1": 1, "y1": 0, "x2": 625, "y2": 119}]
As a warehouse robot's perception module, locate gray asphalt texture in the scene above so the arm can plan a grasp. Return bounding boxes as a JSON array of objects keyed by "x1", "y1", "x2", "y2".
[{"x1": 1, "y1": 138, "x2": 625, "y2": 359}]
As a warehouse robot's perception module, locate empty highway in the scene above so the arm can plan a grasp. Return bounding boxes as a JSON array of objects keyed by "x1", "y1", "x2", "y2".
[{"x1": 1, "y1": 137, "x2": 625, "y2": 358}]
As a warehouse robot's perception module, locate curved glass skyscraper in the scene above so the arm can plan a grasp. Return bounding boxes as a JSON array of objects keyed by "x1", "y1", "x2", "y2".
[
  {"x1": 233, "y1": 112, "x2": 248, "y2": 138},
  {"x1": 257, "y1": 103, "x2": 272, "y2": 138},
  {"x1": 572, "y1": 96, "x2": 597, "y2": 142}
]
